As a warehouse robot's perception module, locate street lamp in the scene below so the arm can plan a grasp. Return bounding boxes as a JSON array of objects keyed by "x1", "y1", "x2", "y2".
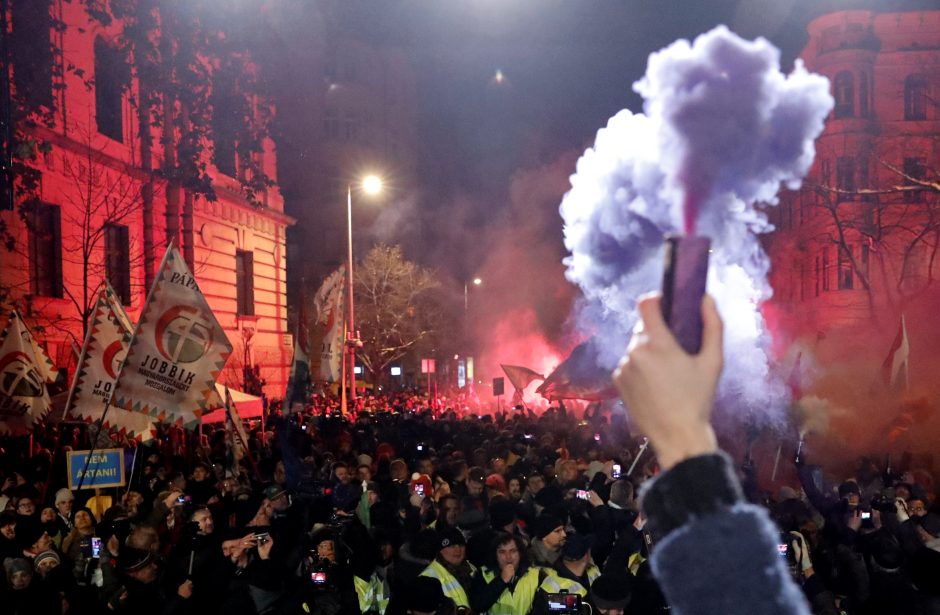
[
  {"x1": 342, "y1": 174, "x2": 382, "y2": 414},
  {"x1": 464, "y1": 277, "x2": 482, "y2": 312}
]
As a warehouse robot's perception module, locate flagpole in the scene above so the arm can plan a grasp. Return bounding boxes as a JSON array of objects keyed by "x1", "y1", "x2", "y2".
[
  {"x1": 78, "y1": 244, "x2": 174, "y2": 492},
  {"x1": 63, "y1": 289, "x2": 100, "y2": 420}
]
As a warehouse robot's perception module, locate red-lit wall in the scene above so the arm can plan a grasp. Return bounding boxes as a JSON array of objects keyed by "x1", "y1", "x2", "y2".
[
  {"x1": 765, "y1": 9, "x2": 940, "y2": 368},
  {"x1": 1, "y1": 1, "x2": 293, "y2": 397}
]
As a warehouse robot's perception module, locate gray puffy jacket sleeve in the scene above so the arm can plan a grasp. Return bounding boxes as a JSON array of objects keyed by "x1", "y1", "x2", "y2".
[{"x1": 641, "y1": 452, "x2": 811, "y2": 615}]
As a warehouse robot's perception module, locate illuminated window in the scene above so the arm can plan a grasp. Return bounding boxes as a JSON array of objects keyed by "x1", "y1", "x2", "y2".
[
  {"x1": 904, "y1": 75, "x2": 927, "y2": 121},
  {"x1": 235, "y1": 250, "x2": 254, "y2": 316},
  {"x1": 834, "y1": 71, "x2": 854, "y2": 118},
  {"x1": 94, "y1": 37, "x2": 127, "y2": 142},
  {"x1": 28, "y1": 203, "x2": 62, "y2": 298},
  {"x1": 105, "y1": 224, "x2": 131, "y2": 305}
]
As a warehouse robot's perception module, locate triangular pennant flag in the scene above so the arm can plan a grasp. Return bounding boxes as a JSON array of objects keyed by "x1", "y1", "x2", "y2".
[
  {"x1": 313, "y1": 266, "x2": 345, "y2": 382},
  {"x1": 536, "y1": 339, "x2": 618, "y2": 402},
  {"x1": 0, "y1": 311, "x2": 57, "y2": 434},
  {"x1": 65, "y1": 286, "x2": 154, "y2": 442},
  {"x1": 881, "y1": 315, "x2": 910, "y2": 391},
  {"x1": 111, "y1": 245, "x2": 232, "y2": 430},
  {"x1": 500, "y1": 364, "x2": 544, "y2": 393}
]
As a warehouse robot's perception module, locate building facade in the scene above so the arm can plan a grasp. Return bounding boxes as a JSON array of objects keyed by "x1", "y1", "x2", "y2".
[
  {"x1": 1, "y1": 0, "x2": 293, "y2": 397},
  {"x1": 765, "y1": 9, "x2": 940, "y2": 365},
  {"x1": 279, "y1": 2, "x2": 419, "y2": 303}
]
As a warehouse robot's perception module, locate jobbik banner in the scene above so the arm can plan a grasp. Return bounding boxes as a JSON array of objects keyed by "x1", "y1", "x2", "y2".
[
  {"x1": 65, "y1": 286, "x2": 154, "y2": 441},
  {"x1": 314, "y1": 266, "x2": 345, "y2": 382},
  {"x1": 111, "y1": 246, "x2": 232, "y2": 430},
  {"x1": 0, "y1": 310, "x2": 58, "y2": 435}
]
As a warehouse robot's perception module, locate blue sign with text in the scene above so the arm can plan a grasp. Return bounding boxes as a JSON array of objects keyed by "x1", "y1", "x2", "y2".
[{"x1": 67, "y1": 448, "x2": 126, "y2": 490}]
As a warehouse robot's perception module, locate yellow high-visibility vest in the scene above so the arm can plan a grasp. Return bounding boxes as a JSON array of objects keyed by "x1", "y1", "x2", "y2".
[
  {"x1": 354, "y1": 573, "x2": 389, "y2": 614},
  {"x1": 479, "y1": 565, "x2": 544, "y2": 615},
  {"x1": 539, "y1": 564, "x2": 601, "y2": 597},
  {"x1": 419, "y1": 559, "x2": 476, "y2": 608}
]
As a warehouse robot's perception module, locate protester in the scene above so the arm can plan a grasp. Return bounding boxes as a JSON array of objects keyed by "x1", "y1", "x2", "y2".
[{"x1": 0, "y1": 301, "x2": 937, "y2": 614}]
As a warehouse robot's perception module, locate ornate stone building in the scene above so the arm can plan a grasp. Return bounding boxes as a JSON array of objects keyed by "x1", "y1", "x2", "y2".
[
  {"x1": 1, "y1": 0, "x2": 293, "y2": 396},
  {"x1": 765, "y1": 9, "x2": 939, "y2": 369}
]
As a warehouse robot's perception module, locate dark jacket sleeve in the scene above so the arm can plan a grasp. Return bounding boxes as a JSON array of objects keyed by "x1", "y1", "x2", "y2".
[
  {"x1": 642, "y1": 452, "x2": 811, "y2": 615},
  {"x1": 469, "y1": 568, "x2": 509, "y2": 613}
]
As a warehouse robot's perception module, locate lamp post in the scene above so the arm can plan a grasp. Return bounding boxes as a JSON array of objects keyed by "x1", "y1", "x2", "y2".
[
  {"x1": 342, "y1": 175, "x2": 382, "y2": 414},
  {"x1": 464, "y1": 277, "x2": 482, "y2": 312}
]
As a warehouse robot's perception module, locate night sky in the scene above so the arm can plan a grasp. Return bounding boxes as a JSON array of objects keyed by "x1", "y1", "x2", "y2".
[
  {"x1": 247, "y1": 0, "x2": 933, "y2": 295},
  {"x1": 253, "y1": 0, "x2": 925, "y2": 275}
]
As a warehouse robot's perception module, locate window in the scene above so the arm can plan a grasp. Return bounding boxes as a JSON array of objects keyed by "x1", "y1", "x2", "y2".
[
  {"x1": 105, "y1": 224, "x2": 131, "y2": 305},
  {"x1": 836, "y1": 157, "x2": 855, "y2": 193},
  {"x1": 861, "y1": 244, "x2": 870, "y2": 282},
  {"x1": 28, "y1": 203, "x2": 62, "y2": 297},
  {"x1": 903, "y1": 158, "x2": 927, "y2": 202},
  {"x1": 94, "y1": 37, "x2": 127, "y2": 142},
  {"x1": 11, "y1": 0, "x2": 54, "y2": 109},
  {"x1": 904, "y1": 75, "x2": 927, "y2": 121},
  {"x1": 838, "y1": 246, "x2": 854, "y2": 290},
  {"x1": 859, "y1": 71, "x2": 870, "y2": 117},
  {"x1": 820, "y1": 158, "x2": 832, "y2": 185},
  {"x1": 211, "y1": 69, "x2": 238, "y2": 177},
  {"x1": 834, "y1": 71, "x2": 854, "y2": 118},
  {"x1": 822, "y1": 247, "x2": 831, "y2": 292},
  {"x1": 235, "y1": 250, "x2": 254, "y2": 316}
]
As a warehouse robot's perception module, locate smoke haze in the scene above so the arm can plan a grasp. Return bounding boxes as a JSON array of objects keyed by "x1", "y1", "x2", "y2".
[{"x1": 560, "y1": 26, "x2": 833, "y2": 424}]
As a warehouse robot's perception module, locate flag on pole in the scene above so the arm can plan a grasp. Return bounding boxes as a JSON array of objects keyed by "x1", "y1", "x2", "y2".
[
  {"x1": 536, "y1": 339, "x2": 618, "y2": 402},
  {"x1": 881, "y1": 315, "x2": 910, "y2": 391},
  {"x1": 313, "y1": 266, "x2": 345, "y2": 382},
  {"x1": 284, "y1": 341, "x2": 311, "y2": 414},
  {"x1": 65, "y1": 286, "x2": 154, "y2": 442},
  {"x1": 500, "y1": 364, "x2": 544, "y2": 394},
  {"x1": 0, "y1": 310, "x2": 58, "y2": 434},
  {"x1": 225, "y1": 386, "x2": 250, "y2": 463},
  {"x1": 111, "y1": 245, "x2": 232, "y2": 430}
]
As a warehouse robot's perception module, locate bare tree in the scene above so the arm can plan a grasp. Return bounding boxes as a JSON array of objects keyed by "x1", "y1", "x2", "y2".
[
  {"x1": 355, "y1": 244, "x2": 443, "y2": 384},
  {"x1": 9, "y1": 125, "x2": 144, "y2": 344}
]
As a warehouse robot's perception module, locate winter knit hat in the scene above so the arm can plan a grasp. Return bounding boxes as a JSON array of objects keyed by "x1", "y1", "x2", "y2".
[
  {"x1": 54, "y1": 488, "x2": 74, "y2": 505},
  {"x1": 4, "y1": 557, "x2": 32, "y2": 581},
  {"x1": 590, "y1": 573, "x2": 632, "y2": 609},
  {"x1": 533, "y1": 513, "x2": 564, "y2": 540},
  {"x1": 838, "y1": 481, "x2": 861, "y2": 498},
  {"x1": 34, "y1": 550, "x2": 61, "y2": 568}
]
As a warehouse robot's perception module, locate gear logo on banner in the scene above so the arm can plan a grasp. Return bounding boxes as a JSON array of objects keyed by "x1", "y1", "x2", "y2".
[{"x1": 155, "y1": 306, "x2": 213, "y2": 364}]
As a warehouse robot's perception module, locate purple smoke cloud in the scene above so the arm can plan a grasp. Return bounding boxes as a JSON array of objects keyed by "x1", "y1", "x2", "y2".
[{"x1": 560, "y1": 26, "x2": 833, "y2": 423}]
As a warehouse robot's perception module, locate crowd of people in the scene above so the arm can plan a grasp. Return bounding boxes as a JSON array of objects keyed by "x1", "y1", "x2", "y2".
[{"x1": 0, "y1": 296, "x2": 938, "y2": 614}]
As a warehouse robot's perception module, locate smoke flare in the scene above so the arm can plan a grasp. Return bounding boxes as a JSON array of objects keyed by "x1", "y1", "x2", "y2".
[{"x1": 560, "y1": 26, "x2": 833, "y2": 423}]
